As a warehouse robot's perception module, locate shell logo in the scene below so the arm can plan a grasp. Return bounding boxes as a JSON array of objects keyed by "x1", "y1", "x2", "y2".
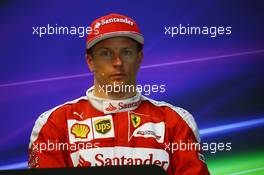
[{"x1": 71, "y1": 123, "x2": 90, "y2": 139}]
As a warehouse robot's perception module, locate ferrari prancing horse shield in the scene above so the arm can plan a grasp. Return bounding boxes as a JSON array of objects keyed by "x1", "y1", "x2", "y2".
[{"x1": 131, "y1": 114, "x2": 141, "y2": 128}]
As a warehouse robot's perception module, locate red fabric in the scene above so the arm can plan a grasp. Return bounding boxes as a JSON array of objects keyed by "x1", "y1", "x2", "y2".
[
  {"x1": 28, "y1": 91, "x2": 210, "y2": 175},
  {"x1": 87, "y1": 13, "x2": 143, "y2": 49}
]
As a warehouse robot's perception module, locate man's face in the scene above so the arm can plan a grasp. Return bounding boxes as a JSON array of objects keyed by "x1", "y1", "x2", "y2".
[{"x1": 87, "y1": 37, "x2": 143, "y2": 87}]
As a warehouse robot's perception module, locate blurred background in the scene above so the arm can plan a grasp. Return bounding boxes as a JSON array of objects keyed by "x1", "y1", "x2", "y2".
[{"x1": 0, "y1": 0, "x2": 263, "y2": 174}]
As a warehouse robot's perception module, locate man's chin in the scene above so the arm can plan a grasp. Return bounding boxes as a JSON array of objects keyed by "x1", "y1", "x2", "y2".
[{"x1": 112, "y1": 80, "x2": 125, "y2": 86}]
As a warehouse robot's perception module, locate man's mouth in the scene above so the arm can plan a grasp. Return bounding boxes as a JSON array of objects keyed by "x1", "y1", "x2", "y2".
[{"x1": 111, "y1": 73, "x2": 126, "y2": 79}]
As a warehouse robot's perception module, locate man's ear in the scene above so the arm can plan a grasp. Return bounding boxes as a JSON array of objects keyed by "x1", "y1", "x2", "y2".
[{"x1": 86, "y1": 53, "x2": 94, "y2": 72}]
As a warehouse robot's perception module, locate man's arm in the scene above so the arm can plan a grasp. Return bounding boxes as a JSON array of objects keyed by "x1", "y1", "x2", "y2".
[
  {"x1": 170, "y1": 109, "x2": 210, "y2": 175},
  {"x1": 28, "y1": 108, "x2": 69, "y2": 168}
]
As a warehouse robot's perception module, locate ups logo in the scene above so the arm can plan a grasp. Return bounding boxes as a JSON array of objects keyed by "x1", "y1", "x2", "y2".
[{"x1": 94, "y1": 119, "x2": 111, "y2": 134}]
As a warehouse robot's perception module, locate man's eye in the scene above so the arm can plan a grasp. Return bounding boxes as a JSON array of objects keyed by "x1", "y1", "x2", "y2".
[
  {"x1": 100, "y1": 50, "x2": 112, "y2": 56},
  {"x1": 122, "y1": 50, "x2": 133, "y2": 56}
]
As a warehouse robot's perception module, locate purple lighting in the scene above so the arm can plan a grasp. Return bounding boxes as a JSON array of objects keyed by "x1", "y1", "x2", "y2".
[{"x1": 0, "y1": 49, "x2": 263, "y2": 88}]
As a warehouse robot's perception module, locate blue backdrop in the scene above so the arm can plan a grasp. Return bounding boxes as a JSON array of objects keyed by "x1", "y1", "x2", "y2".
[{"x1": 0, "y1": 0, "x2": 263, "y2": 172}]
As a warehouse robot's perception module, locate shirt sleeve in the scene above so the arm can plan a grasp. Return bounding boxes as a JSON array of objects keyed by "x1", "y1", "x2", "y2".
[
  {"x1": 170, "y1": 110, "x2": 210, "y2": 175},
  {"x1": 28, "y1": 107, "x2": 69, "y2": 168}
]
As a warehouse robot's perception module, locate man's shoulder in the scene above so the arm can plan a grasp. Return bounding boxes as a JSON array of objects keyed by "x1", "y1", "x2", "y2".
[
  {"x1": 38, "y1": 96, "x2": 88, "y2": 119},
  {"x1": 141, "y1": 95, "x2": 200, "y2": 141},
  {"x1": 141, "y1": 95, "x2": 191, "y2": 117},
  {"x1": 29, "y1": 96, "x2": 88, "y2": 148}
]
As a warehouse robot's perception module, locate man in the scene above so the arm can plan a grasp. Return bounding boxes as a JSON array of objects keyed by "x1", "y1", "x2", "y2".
[{"x1": 28, "y1": 13, "x2": 210, "y2": 175}]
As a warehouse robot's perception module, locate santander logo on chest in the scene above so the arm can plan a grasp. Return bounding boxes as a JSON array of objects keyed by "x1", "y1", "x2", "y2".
[
  {"x1": 70, "y1": 147, "x2": 170, "y2": 170},
  {"x1": 103, "y1": 100, "x2": 141, "y2": 114}
]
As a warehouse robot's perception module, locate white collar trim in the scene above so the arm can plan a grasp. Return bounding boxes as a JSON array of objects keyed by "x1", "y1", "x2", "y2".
[{"x1": 86, "y1": 86, "x2": 142, "y2": 114}]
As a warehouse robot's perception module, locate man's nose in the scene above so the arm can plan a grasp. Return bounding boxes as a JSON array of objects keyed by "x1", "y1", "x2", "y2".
[{"x1": 112, "y1": 53, "x2": 123, "y2": 66}]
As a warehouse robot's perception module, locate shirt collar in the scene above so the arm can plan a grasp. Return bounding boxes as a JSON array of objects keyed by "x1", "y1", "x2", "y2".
[{"x1": 86, "y1": 86, "x2": 142, "y2": 114}]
